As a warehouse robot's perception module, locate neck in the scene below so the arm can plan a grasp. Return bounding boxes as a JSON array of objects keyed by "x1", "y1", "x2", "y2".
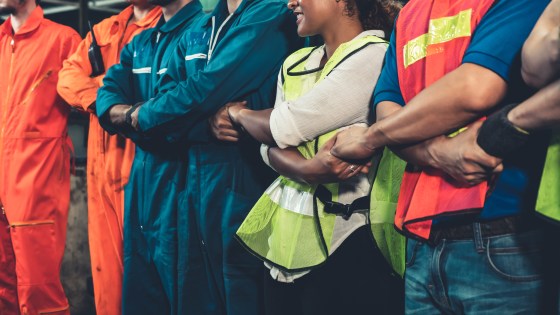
[
  {"x1": 162, "y1": 0, "x2": 191, "y2": 21},
  {"x1": 131, "y1": 4, "x2": 155, "y2": 23},
  {"x1": 321, "y1": 20, "x2": 363, "y2": 60},
  {"x1": 227, "y1": 0, "x2": 242, "y2": 14},
  {"x1": 10, "y1": 1, "x2": 36, "y2": 34}
]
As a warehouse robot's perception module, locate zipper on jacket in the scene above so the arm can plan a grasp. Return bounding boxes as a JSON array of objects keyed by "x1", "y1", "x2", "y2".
[
  {"x1": 10, "y1": 220, "x2": 55, "y2": 228},
  {"x1": 19, "y1": 69, "x2": 53, "y2": 106},
  {"x1": 207, "y1": 14, "x2": 234, "y2": 63}
]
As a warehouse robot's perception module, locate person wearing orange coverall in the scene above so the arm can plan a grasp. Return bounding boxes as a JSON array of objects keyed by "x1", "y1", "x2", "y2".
[
  {"x1": 57, "y1": 4, "x2": 160, "y2": 314},
  {"x1": 0, "y1": 0, "x2": 80, "y2": 313}
]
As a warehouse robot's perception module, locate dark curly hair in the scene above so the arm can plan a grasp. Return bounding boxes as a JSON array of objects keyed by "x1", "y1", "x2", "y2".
[{"x1": 343, "y1": 0, "x2": 401, "y2": 36}]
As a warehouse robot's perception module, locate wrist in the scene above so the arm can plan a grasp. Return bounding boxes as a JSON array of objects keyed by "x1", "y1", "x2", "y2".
[
  {"x1": 477, "y1": 103, "x2": 530, "y2": 158},
  {"x1": 424, "y1": 137, "x2": 443, "y2": 169},
  {"x1": 361, "y1": 128, "x2": 379, "y2": 153}
]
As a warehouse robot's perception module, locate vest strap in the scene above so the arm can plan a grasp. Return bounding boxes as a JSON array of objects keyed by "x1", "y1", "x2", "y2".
[{"x1": 314, "y1": 185, "x2": 369, "y2": 220}]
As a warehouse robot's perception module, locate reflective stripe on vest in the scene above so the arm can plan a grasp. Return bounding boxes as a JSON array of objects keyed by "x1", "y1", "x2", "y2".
[
  {"x1": 394, "y1": 0, "x2": 495, "y2": 240},
  {"x1": 236, "y1": 35, "x2": 387, "y2": 271},
  {"x1": 536, "y1": 133, "x2": 560, "y2": 222}
]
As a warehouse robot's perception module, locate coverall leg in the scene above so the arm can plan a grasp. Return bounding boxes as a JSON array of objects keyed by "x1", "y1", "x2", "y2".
[
  {"x1": 87, "y1": 131, "x2": 126, "y2": 315},
  {"x1": 181, "y1": 143, "x2": 271, "y2": 315},
  {"x1": 2, "y1": 137, "x2": 71, "y2": 315},
  {"x1": 122, "y1": 149, "x2": 185, "y2": 315},
  {"x1": 0, "y1": 208, "x2": 19, "y2": 315}
]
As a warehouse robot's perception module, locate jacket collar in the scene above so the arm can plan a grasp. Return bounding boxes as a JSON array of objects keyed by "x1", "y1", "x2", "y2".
[
  {"x1": 132, "y1": 5, "x2": 162, "y2": 28},
  {"x1": 1, "y1": 5, "x2": 43, "y2": 36},
  {"x1": 204, "y1": 0, "x2": 254, "y2": 26}
]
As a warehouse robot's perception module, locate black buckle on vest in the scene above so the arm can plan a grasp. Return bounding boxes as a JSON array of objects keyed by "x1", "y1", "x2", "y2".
[
  {"x1": 314, "y1": 185, "x2": 369, "y2": 220},
  {"x1": 323, "y1": 201, "x2": 354, "y2": 220}
]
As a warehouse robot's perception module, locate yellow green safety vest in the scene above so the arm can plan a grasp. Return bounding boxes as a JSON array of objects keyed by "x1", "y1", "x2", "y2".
[
  {"x1": 236, "y1": 35, "x2": 405, "y2": 273},
  {"x1": 536, "y1": 133, "x2": 560, "y2": 222}
]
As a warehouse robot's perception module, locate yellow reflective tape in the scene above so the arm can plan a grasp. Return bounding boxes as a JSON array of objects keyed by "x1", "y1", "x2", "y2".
[{"x1": 403, "y1": 9, "x2": 472, "y2": 68}]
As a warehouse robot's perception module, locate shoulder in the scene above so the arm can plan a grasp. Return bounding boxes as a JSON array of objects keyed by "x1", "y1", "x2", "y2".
[
  {"x1": 41, "y1": 19, "x2": 80, "y2": 43},
  {"x1": 92, "y1": 13, "x2": 123, "y2": 38},
  {"x1": 41, "y1": 19, "x2": 79, "y2": 36},
  {"x1": 240, "y1": 0, "x2": 292, "y2": 22}
]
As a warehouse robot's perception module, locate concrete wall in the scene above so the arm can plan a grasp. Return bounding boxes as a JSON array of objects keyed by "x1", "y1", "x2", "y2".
[{"x1": 61, "y1": 167, "x2": 96, "y2": 315}]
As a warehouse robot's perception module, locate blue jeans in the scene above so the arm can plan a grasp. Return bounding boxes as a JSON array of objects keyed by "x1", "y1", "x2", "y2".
[{"x1": 405, "y1": 227, "x2": 546, "y2": 314}]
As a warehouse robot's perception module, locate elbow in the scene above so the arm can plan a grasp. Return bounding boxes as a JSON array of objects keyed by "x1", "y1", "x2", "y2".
[
  {"x1": 521, "y1": 28, "x2": 560, "y2": 88},
  {"x1": 522, "y1": 69, "x2": 548, "y2": 89},
  {"x1": 460, "y1": 70, "x2": 507, "y2": 113}
]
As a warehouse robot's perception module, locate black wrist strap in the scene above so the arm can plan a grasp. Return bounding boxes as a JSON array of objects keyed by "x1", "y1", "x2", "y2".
[
  {"x1": 125, "y1": 102, "x2": 143, "y2": 126},
  {"x1": 477, "y1": 103, "x2": 529, "y2": 158}
]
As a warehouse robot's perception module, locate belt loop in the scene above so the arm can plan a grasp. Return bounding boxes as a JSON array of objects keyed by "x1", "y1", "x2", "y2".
[{"x1": 473, "y1": 222, "x2": 484, "y2": 253}]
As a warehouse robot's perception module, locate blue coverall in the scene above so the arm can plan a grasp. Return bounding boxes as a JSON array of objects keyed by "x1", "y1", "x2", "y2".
[
  {"x1": 132, "y1": 0, "x2": 303, "y2": 313},
  {"x1": 96, "y1": 2, "x2": 204, "y2": 314}
]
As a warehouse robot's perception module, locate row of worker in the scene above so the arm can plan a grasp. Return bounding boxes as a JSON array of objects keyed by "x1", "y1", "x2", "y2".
[{"x1": 0, "y1": 0, "x2": 558, "y2": 314}]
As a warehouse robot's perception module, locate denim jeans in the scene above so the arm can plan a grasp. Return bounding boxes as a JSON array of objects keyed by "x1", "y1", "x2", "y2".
[{"x1": 405, "y1": 226, "x2": 546, "y2": 315}]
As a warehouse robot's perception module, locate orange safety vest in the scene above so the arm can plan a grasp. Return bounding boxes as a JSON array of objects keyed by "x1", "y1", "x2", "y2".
[{"x1": 394, "y1": 0, "x2": 494, "y2": 240}]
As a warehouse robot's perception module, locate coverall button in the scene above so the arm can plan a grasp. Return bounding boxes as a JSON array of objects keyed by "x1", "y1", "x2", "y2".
[
  {"x1": 140, "y1": 225, "x2": 144, "y2": 231},
  {"x1": 166, "y1": 136, "x2": 175, "y2": 142}
]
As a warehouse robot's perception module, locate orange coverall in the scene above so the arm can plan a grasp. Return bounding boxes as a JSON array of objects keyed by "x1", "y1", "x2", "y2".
[
  {"x1": 0, "y1": 6, "x2": 80, "y2": 315},
  {"x1": 57, "y1": 6, "x2": 161, "y2": 315}
]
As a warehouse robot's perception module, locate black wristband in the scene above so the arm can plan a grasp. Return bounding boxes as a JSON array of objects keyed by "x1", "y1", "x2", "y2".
[
  {"x1": 125, "y1": 102, "x2": 143, "y2": 126},
  {"x1": 476, "y1": 103, "x2": 529, "y2": 158}
]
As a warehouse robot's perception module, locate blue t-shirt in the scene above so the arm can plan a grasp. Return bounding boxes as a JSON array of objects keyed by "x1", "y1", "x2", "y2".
[{"x1": 373, "y1": 0, "x2": 549, "y2": 219}]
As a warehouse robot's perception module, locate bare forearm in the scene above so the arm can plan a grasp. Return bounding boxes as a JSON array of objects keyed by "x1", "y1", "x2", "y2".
[
  {"x1": 236, "y1": 108, "x2": 275, "y2": 145},
  {"x1": 521, "y1": 0, "x2": 560, "y2": 88},
  {"x1": 365, "y1": 63, "x2": 507, "y2": 150},
  {"x1": 508, "y1": 78, "x2": 560, "y2": 130},
  {"x1": 389, "y1": 140, "x2": 438, "y2": 168},
  {"x1": 268, "y1": 147, "x2": 312, "y2": 184}
]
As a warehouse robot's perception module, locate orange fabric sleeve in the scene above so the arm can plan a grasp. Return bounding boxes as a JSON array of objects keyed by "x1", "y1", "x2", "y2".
[{"x1": 57, "y1": 31, "x2": 100, "y2": 113}]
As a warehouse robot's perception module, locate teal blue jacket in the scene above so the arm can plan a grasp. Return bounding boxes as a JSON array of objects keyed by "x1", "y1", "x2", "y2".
[
  {"x1": 97, "y1": 0, "x2": 205, "y2": 143},
  {"x1": 135, "y1": 0, "x2": 302, "y2": 143}
]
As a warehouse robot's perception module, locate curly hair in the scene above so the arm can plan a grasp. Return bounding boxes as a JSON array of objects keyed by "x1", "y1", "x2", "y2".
[{"x1": 342, "y1": 0, "x2": 401, "y2": 36}]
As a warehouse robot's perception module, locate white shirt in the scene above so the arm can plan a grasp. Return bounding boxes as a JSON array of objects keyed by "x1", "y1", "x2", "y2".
[{"x1": 262, "y1": 30, "x2": 387, "y2": 282}]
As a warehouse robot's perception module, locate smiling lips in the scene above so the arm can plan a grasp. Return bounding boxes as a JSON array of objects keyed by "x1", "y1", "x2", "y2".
[{"x1": 294, "y1": 11, "x2": 303, "y2": 25}]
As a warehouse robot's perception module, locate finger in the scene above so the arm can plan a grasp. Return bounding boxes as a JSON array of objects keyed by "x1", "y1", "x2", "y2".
[
  {"x1": 463, "y1": 174, "x2": 487, "y2": 186},
  {"x1": 217, "y1": 135, "x2": 240, "y2": 142},
  {"x1": 359, "y1": 166, "x2": 369, "y2": 174},
  {"x1": 492, "y1": 163, "x2": 504, "y2": 173},
  {"x1": 218, "y1": 128, "x2": 240, "y2": 138}
]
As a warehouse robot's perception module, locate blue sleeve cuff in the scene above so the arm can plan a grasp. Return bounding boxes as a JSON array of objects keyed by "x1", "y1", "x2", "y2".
[
  {"x1": 462, "y1": 51, "x2": 511, "y2": 82},
  {"x1": 373, "y1": 90, "x2": 405, "y2": 109}
]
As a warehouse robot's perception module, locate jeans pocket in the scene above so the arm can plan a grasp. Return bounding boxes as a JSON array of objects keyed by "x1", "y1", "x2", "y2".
[
  {"x1": 405, "y1": 239, "x2": 421, "y2": 267},
  {"x1": 486, "y1": 231, "x2": 544, "y2": 282}
]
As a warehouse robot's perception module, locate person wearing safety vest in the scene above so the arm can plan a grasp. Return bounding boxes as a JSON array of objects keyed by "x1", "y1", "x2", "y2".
[
  {"x1": 471, "y1": 2, "x2": 560, "y2": 312},
  {"x1": 212, "y1": 0, "x2": 403, "y2": 313},
  {"x1": 57, "y1": 4, "x2": 161, "y2": 315},
  {"x1": 95, "y1": 0, "x2": 203, "y2": 314},
  {"x1": 109, "y1": 0, "x2": 302, "y2": 312},
  {"x1": 0, "y1": 0, "x2": 80, "y2": 313},
  {"x1": 330, "y1": 0, "x2": 550, "y2": 313}
]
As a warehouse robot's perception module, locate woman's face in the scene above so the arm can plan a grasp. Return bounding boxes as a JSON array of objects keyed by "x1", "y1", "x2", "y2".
[{"x1": 287, "y1": 0, "x2": 341, "y2": 37}]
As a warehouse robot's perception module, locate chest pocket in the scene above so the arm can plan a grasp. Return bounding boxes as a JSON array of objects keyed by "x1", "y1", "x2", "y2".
[{"x1": 183, "y1": 31, "x2": 210, "y2": 73}]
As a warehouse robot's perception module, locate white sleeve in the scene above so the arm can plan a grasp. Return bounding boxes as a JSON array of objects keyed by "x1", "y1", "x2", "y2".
[{"x1": 269, "y1": 44, "x2": 387, "y2": 149}]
